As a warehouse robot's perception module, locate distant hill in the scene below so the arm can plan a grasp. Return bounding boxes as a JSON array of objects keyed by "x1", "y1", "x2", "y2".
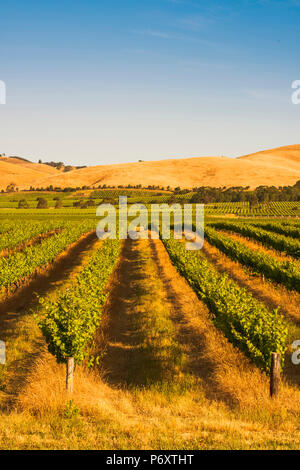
[
  {"x1": 0, "y1": 156, "x2": 58, "y2": 190},
  {"x1": 0, "y1": 145, "x2": 299, "y2": 191}
]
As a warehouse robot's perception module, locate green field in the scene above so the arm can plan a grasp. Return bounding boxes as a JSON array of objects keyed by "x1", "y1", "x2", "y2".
[{"x1": 0, "y1": 190, "x2": 299, "y2": 218}]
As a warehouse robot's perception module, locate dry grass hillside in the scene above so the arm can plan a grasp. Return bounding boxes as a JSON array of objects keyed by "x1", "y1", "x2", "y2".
[
  {"x1": 238, "y1": 144, "x2": 300, "y2": 171},
  {"x1": 1, "y1": 144, "x2": 300, "y2": 190},
  {"x1": 0, "y1": 157, "x2": 57, "y2": 190}
]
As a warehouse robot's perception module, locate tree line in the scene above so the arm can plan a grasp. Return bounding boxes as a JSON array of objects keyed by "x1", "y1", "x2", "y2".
[{"x1": 188, "y1": 182, "x2": 300, "y2": 205}]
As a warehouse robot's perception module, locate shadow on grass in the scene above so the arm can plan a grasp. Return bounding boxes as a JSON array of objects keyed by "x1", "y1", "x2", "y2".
[{"x1": 100, "y1": 238, "x2": 185, "y2": 390}]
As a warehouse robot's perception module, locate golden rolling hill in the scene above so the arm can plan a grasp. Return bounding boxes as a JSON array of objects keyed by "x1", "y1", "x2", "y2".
[
  {"x1": 0, "y1": 145, "x2": 299, "y2": 191},
  {"x1": 0, "y1": 157, "x2": 58, "y2": 190}
]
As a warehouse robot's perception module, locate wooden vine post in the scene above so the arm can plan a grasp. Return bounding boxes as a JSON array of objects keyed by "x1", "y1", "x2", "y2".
[
  {"x1": 270, "y1": 352, "x2": 281, "y2": 398},
  {"x1": 66, "y1": 357, "x2": 74, "y2": 393}
]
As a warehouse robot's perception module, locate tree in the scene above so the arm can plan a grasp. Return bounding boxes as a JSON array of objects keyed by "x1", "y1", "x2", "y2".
[
  {"x1": 55, "y1": 199, "x2": 63, "y2": 209},
  {"x1": 80, "y1": 199, "x2": 95, "y2": 209},
  {"x1": 63, "y1": 165, "x2": 73, "y2": 172},
  {"x1": 6, "y1": 182, "x2": 16, "y2": 193},
  {"x1": 18, "y1": 199, "x2": 29, "y2": 209},
  {"x1": 247, "y1": 193, "x2": 258, "y2": 208},
  {"x1": 37, "y1": 197, "x2": 48, "y2": 209}
]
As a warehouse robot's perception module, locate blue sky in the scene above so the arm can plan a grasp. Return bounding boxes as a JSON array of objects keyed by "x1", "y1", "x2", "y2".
[{"x1": 0, "y1": 0, "x2": 300, "y2": 165}]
